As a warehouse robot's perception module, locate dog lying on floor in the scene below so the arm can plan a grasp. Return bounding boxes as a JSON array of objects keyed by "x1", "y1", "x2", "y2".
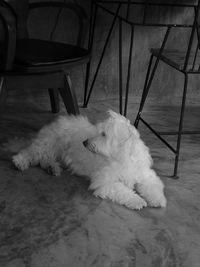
[{"x1": 12, "y1": 110, "x2": 167, "y2": 210}]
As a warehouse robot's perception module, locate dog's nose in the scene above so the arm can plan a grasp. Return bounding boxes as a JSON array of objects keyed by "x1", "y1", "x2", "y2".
[{"x1": 83, "y1": 139, "x2": 88, "y2": 147}]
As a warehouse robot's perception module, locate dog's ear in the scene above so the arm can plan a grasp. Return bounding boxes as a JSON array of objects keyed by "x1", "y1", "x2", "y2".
[
  {"x1": 107, "y1": 110, "x2": 130, "y2": 124},
  {"x1": 107, "y1": 109, "x2": 118, "y2": 118}
]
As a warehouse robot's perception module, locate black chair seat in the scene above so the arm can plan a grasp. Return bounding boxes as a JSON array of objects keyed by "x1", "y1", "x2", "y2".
[
  {"x1": 151, "y1": 48, "x2": 200, "y2": 71},
  {"x1": 15, "y1": 39, "x2": 90, "y2": 67}
]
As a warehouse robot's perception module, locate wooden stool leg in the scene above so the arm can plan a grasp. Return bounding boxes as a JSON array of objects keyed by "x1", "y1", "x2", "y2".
[
  {"x1": 0, "y1": 77, "x2": 7, "y2": 115},
  {"x1": 48, "y1": 88, "x2": 60, "y2": 113},
  {"x1": 83, "y1": 61, "x2": 91, "y2": 108},
  {"x1": 59, "y1": 73, "x2": 79, "y2": 115}
]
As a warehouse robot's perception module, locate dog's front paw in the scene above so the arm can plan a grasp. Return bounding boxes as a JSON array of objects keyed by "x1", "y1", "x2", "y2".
[
  {"x1": 147, "y1": 194, "x2": 167, "y2": 208},
  {"x1": 12, "y1": 154, "x2": 30, "y2": 171},
  {"x1": 48, "y1": 163, "x2": 63, "y2": 176},
  {"x1": 127, "y1": 197, "x2": 147, "y2": 210}
]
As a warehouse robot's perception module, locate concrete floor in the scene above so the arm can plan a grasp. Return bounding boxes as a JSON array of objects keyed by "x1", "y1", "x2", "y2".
[{"x1": 0, "y1": 93, "x2": 200, "y2": 267}]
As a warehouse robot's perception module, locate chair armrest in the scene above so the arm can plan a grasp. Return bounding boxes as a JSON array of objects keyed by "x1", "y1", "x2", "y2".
[
  {"x1": 29, "y1": 1, "x2": 88, "y2": 47},
  {"x1": 0, "y1": 5, "x2": 16, "y2": 70}
]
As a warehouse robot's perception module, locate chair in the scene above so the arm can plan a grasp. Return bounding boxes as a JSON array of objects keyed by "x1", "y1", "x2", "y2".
[
  {"x1": 0, "y1": 0, "x2": 91, "y2": 115},
  {"x1": 134, "y1": 0, "x2": 200, "y2": 178}
]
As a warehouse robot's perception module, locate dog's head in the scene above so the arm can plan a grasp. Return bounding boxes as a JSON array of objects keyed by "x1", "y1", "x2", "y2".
[{"x1": 83, "y1": 110, "x2": 140, "y2": 160}]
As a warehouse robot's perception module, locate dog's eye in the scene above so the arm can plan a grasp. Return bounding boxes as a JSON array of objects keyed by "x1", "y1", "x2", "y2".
[{"x1": 101, "y1": 131, "x2": 106, "y2": 137}]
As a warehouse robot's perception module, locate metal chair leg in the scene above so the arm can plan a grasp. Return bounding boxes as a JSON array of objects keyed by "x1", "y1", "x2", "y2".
[
  {"x1": 173, "y1": 73, "x2": 188, "y2": 178},
  {"x1": 134, "y1": 54, "x2": 154, "y2": 128}
]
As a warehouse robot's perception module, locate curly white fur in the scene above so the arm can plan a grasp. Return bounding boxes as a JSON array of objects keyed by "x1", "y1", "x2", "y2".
[{"x1": 12, "y1": 110, "x2": 167, "y2": 210}]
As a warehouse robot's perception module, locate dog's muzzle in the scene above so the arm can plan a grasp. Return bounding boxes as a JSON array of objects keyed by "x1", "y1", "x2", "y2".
[{"x1": 83, "y1": 139, "x2": 96, "y2": 154}]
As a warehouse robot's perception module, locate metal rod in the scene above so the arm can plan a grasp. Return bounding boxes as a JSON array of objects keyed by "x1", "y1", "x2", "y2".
[
  {"x1": 142, "y1": 26, "x2": 171, "y2": 98},
  {"x1": 134, "y1": 54, "x2": 154, "y2": 128},
  {"x1": 83, "y1": 2, "x2": 97, "y2": 107},
  {"x1": 183, "y1": 9, "x2": 197, "y2": 70},
  {"x1": 88, "y1": 0, "x2": 97, "y2": 51},
  {"x1": 143, "y1": 0, "x2": 148, "y2": 25},
  {"x1": 140, "y1": 117, "x2": 177, "y2": 154},
  {"x1": 157, "y1": 130, "x2": 200, "y2": 135},
  {"x1": 85, "y1": 3, "x2": 121, "y2": 106},
  {"x1": 126, "y1": 0, "x2": 131, "y2": 20},
  {"x1": 124, "y1": 24, "x2": 134, "y2": 116},
  {"x1": 192, "y1": 43, "x2": 199, "y2": 71},
  {"x1": 97, "y1": 1, "x2": 197, "y2": 8},
  {"x1": 135, "y1": 27, "x2": 171, "y2": 122},
  {"x1": 119, "y1": 18, "x2": 123, "y2": 114},
  {"x1": 97, "y1": 4, "x2": 193, "y2": 28},
  {"x1": 173, "y1": 74, "x2": 188, "y2": 177},
  {"x1": 195, "y1": 5, "x2": 200, "y2": 49}
]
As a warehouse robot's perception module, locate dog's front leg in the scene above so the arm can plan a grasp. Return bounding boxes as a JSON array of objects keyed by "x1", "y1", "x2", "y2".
[
  {"x1": 92, "y1": 182, "x2": 147, "y2": 210},
  {"x1": 135, "y1": 178, "x2": 167, "y2": 208}
]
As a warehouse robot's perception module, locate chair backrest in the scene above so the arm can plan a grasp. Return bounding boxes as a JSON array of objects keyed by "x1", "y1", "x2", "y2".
[
  {"x1": 1, "y1": 0, "x2": 88, "y2": 46},
  {"x1": 159, "y1": 0, "x2": 200, "y2": 72},
  {"x1": 182, "y1": 0, "x2": 200, "y2": 71},
  {"x1": 2, "y1": 0, "x2": 29, "y2": 39},
  {"x1": 0, "y1": 1, "x2": 89, "y2": 71}
]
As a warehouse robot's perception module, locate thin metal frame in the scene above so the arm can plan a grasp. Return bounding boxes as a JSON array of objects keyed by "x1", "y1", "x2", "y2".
[
  {"x1": 84, "y1": 2, "x2": 122, "y2": 107},
  {"x1": 84, "y1": 0, "x2": 197, "y2": 114},
  {"x1": 134, "y1": 0, "x2": 200, "y2": 178}
]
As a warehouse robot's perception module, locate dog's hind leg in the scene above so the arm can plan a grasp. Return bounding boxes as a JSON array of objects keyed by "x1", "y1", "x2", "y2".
[
  {"x1": 92, "y1": 182, "x2": 147, "y2": 210},
  {"x1": 13, "y1": 148, "x2": 38, "y2": 171},
  {"x1": 12, "y1": 138, "x2": 47, "y2": 171},
  {"x1": 12, "y1": 141, "x2": 43, "y2": 171},
  {"x1": 40, "y1": 159, "x2": 62, "y2": 176}
]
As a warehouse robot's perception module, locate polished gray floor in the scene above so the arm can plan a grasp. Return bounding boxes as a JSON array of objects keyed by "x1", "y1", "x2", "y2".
[{"x1": 0, "y1": 94, "x2": 200, "y2": 267}]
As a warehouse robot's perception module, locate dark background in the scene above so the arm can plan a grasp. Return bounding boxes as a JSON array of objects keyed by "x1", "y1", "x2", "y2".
[{"x1": 2, "y1": 0, "x2": 200, "y2": 106}]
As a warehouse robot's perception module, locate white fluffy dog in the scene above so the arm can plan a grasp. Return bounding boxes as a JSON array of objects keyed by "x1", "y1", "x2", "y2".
[{"x1": 13, "y1": 110, "x2": 166, "y2": 210}]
